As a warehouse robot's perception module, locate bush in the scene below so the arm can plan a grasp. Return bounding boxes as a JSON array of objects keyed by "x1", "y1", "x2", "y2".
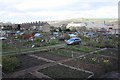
[
  {"x1": 2, "y1": 43, "x2": 17, "y2": 51},
  {"x1": 17, "y1": 35, "x2": 23, "y2": 39},
  {"x1": 85, "y1": 40, "x2": 99, "y2": 47},
  {"x1": 104, "y1": 40, "x2": 116, "y2": 48},
  {"x1": 63, "y1": 33, "x2": 70, "y2": 40},
  {"x1": 2, "y1": 56, "x2": 20, "y2": 72},
  {"x1": 23, "y1": 41, "x2": 32, "y2": 46},
  {"x1": 35, "y1": 38, "x2": 43, "y2": 42},
  {"x1": 49, "y1": 39, "x2": 59, "y2": 45},
  {"x1": 77, "y1": 34, "x2": 90, "y2": 41}
]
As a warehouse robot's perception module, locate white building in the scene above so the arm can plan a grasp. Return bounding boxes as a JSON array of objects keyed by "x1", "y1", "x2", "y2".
[{"x1": 66, "y1": 22, "x2": 86, "y2": 30}]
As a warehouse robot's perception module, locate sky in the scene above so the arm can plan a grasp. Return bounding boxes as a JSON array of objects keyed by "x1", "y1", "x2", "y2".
[{"x1": 0, "y1": 0, "x2": 119, "y2": 23}]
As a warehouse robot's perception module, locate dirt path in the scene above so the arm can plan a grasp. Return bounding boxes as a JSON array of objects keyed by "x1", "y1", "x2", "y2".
[
  {"x1": 30, "y1": 71, "x2": 51, "y2": 78},
  {"x1": 29, "y1": 55, "x2": 55, "y2": 63}
]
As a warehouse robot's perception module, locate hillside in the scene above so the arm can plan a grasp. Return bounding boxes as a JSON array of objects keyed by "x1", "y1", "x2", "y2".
[{"x1": 48, "y1": 18, "x2": 117, "y2": 27}]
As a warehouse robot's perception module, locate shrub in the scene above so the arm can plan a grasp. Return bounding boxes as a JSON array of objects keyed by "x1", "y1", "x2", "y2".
[
  {"x1": 2, "y1": 56, "x2": 20, "y2": 72},
  {"x1": 2, "y1": 43, "x2": 17, "y2": 51},
  {"x1": 63, "y1": 33, "x2": 70, "y2": 40},
  {"x1": 17, "y1": 35, "x2": 23, "y2": 39},
  {"x1": 85, "y1": 40, "x2": 99, "y2": 47},
  {"x1": 35, "y1": 38, "x2": 43, "y2": 42},
  {"x1": 77, "y1": 34, "x2": 90, "y2": 41},
  {"x1": 49, "y1": 39, "x2": 59, "y2": 45},
  {"x1": 104, "y1": 40, "x2": 116, "y2": 48},
  {"x1": 23, "y1": 41, "x2": 32, "y2": 46}
]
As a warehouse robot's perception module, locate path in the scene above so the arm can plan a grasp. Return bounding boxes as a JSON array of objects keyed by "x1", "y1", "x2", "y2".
[{"x1": 3, "y1": 43, "x2": 66, "y2": 56}]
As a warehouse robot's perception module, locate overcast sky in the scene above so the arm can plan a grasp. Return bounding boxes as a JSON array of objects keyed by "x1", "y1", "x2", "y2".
[{"x1": 0, "y1": 0, "x2": 119, "y2": 23}]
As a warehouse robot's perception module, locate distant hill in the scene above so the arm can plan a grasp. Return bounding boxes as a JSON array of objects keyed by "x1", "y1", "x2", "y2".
[{"x1": 48, "y1": 18, "x2": 117, "y2": 27}]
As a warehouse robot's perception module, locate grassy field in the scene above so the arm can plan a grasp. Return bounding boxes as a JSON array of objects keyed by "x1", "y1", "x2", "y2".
[
  {"x1": 94, "y1": 48, "x2": 118, "y2": 58},
  {"x1": 66, "y1": 45, "x2": 99, "y2": 53},
  {"x1": 2, "y1": 38, "x2": 61, "y2": 51},
  {"x1": 49, "y1": 49, "x2": 73, "y2": 57},
  {"x1": 2, "y1": 43, "x2": 65, "y2": 56}
]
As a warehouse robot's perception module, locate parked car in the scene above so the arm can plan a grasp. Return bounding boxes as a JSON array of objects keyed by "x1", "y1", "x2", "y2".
[
  {"x1": 66, "y1": 37, "x2": 81, "y2": 45},
  {"x1": 0, "y1": 37, "x2": 7, "y2": 40}
]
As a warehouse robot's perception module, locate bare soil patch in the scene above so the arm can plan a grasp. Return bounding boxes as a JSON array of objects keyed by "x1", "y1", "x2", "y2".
[
  {"x1": 16, "y1": 54, "x2": 49, "y2": 71},
  {"x1": 81, "y1": 54, "x2": 118, "y2": 76},
  {"x1": 38, "y1": 64, "x2": 92, "y2": 78},
  {"x1": 3, "y1": 54, "x2": 49, "y2": 74},
  {"x1": 33, "y1": 52, "x2": 68, "y2": 61},
  {"x1": 63, "y1": 60, "x2": 104, "y2": 77}
]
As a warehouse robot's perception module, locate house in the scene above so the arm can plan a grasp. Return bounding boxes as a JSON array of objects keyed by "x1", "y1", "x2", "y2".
[
  {"x1": 22, "y1": 21, "x2": 51, "y2": 32},
  {"x1": 0, "y1": 23, "x2": 12, "y2": 30},
  {"x1": 32, "y1": 22, "x2": 51, "y2": 32},
  {"x1": 97, "y1": 28, "x2": 110, "y2": 35},
  {"x1": 66, "y1": 22, "x2": 86, "y2": 31}
]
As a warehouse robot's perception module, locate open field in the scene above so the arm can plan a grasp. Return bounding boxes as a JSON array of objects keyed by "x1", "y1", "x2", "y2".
[
  {"x1": 2, "y1": 43, "x2": 66, "y2": 56},
  {"x1": 2, "y1": 45, "x2": 119, "y2": 79},
  {"x1": 33, "y1": 51, "x2": 67, "y2": 61},
  {"x1": 66, "y1": 45, "x2": 99, "y2": 53}
]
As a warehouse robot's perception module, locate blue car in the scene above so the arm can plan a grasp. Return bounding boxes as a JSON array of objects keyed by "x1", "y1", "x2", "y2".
[{"x1": 66, "y1": 37, "x2": 81, "y2": 45}]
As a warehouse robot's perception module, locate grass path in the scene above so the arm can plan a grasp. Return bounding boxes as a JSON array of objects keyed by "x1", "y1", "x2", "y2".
[{"x1": 2, "y1": 44, "x2": 66, "y2": 56}]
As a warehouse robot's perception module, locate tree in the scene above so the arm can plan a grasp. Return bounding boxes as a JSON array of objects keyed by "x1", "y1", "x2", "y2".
[
  {"x1": 17, "y1": 24, "x2": 21, "y2": 30},
  {"x1": 65, "y1": 29, "x2": 70, "y2": 32},
  {"x1": 9, "y1": 26, "x2": 12, "y2": 30},
  {"x1": 58, "y1": 27, "x2": 62, "y2": 32}
]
